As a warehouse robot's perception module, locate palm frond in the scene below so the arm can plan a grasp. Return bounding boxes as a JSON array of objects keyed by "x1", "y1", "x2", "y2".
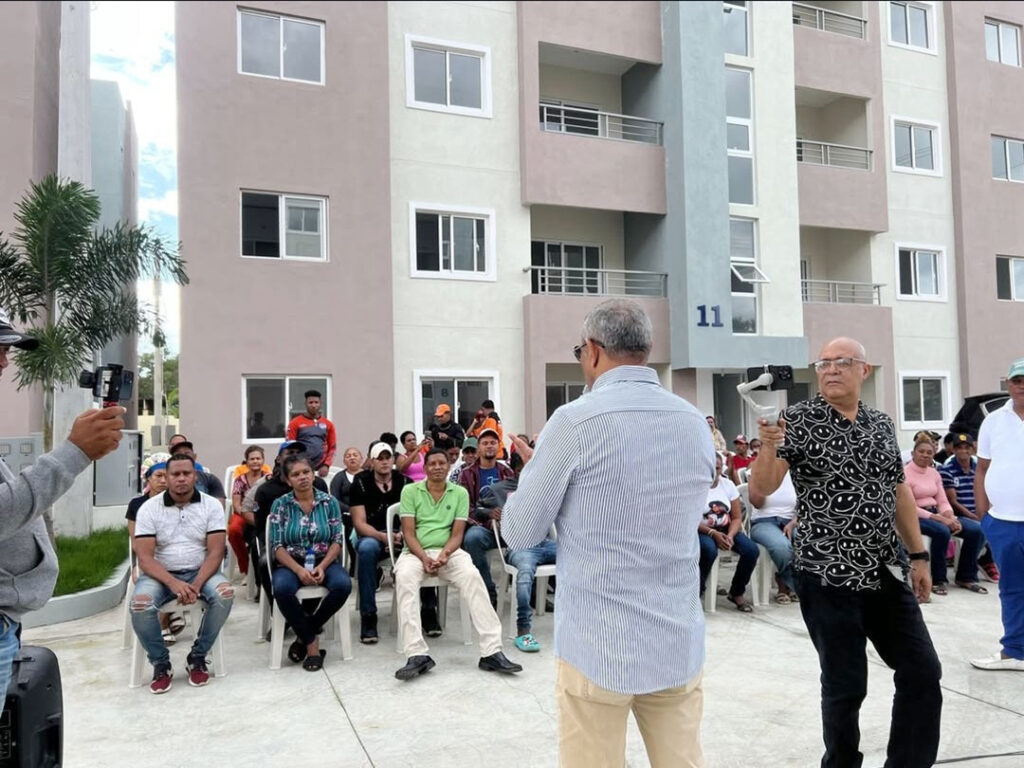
[{"x1": 12, "y1": 323, "x2": 91, "y2": 391}]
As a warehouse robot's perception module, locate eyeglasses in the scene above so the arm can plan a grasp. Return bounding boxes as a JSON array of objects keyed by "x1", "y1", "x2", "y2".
[
  {"x1": 572, "y1": 339, "x2": 605, "y2": 361},
  {"x1": 811, "y1": 357, "x2": 866, "y2": 373}
]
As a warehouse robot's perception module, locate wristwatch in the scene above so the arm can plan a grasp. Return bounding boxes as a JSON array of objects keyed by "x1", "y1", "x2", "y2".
[{"x1": 908, "y1": 551, "x2": 930, "y2": 562}]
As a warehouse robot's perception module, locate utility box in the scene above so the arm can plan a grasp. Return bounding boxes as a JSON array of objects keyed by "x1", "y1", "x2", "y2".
[
  {"x1": 0, "y1": 435, "x2": 43, "y2": 474},
  {"x1": 94, "y1": 430, "x2": 142, "y2": 506}
]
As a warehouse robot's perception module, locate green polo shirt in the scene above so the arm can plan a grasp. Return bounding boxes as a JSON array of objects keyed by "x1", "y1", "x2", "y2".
[{"x1": 398, "y1": 481, "x2": 470, "y2": 550}]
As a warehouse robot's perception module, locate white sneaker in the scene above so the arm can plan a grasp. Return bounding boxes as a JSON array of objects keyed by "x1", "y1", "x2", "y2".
[{"x1": 970, "y1": 653, "x2": 1024, "y2": 671}]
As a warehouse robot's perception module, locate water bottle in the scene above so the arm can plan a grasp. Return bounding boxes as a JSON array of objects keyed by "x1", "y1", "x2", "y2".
[{"x1": 304, "y1": 548, "x2": 315, "y2": 573}]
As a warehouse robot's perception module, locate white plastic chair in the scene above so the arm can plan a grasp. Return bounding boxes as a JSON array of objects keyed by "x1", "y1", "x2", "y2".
[
  {"x1": 265, "y1": 526, "x2": 354, "y2": 670},
  {"x1": 386, "y1": 503, "x2": 472, "y2": 653},
  {"x1": 493, "y1": 521, "x2": 557, "y2": 638},
  {"x1": 704, "y1": 483, "x2": 760, "y2": 612},
  {"x1": 128, "y1": 594, "x2": 228, "y2": 687},
  {"x1": 120, "y1": 536, "x2": 137, "y2": 650},
  {"x1": 223, "y1": 467, "x2": 239, "y2": 581}
]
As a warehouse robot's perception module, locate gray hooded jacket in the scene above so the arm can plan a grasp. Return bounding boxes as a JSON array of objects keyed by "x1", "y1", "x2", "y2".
[{"x1": 0, "y1": 441, "x2": 90, "y2": 621}]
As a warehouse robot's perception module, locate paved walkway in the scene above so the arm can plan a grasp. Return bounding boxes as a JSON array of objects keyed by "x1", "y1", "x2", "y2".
[{"x1": 23, "y1": 574, "x2": 1024, "y2": 767}]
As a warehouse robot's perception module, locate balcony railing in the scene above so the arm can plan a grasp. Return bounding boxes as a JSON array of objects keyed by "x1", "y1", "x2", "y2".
[
  {"x1": 539, "y1": 103, "x2": 663, "y2": 146},
  {"x1": 797, "y1": 139, "x2": 872, "y2": 170},
  {"x1": 792, "y1": 2, "x2": 867, "y2": 39},
  {"x1": 527, "y1": 266, "x2": 668, "y2": 298},
  {"x1": 801, "y1": 279, "x2": 882, "y2": 305}
]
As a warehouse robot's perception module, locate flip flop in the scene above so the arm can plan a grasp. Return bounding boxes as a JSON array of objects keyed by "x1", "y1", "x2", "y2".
[
  {"x1": 931, "y1": 584, "x2": 948, "y2": 596},
  {"x1": 168, "y1": 614, "x2": 186, "y2": 635},
  {"x1": 161, "y1": 628, "x2": 177, "y2": 645},
  {"x1": 727, "y1": 594, "x2": 753, "y2": 613},
  {"x1": 302, "y1": 650, "x2": 326, "y2": 671},
  {"x1": 955, "y1": 581, "x2": 988, "y2": 595},
  {"x1": 774, "y1": 593, "x2": 792, "y2": 605},
  {"x1": 287, "y1": 639, "x2": 306, "y2": 664}
]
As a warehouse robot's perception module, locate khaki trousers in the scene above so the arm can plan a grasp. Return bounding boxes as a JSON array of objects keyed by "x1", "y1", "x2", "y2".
[
  {"x1": 556, "y1": 659, "x2": 705, "y2": 768},
  {"x1": 394, "y1": 548, "x2": 503, "y2": 658}
]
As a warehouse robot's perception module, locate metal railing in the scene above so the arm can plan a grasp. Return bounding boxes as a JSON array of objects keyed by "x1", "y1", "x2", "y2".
[
  {"x1": 801, "y1": 279, "x2": 882, "y2": 305},
  {"x1": 796, "y1": 139, "x2": 872, "y2": 170},
  {"x1": 539, "y1": 103, "x2": 663, "y2": 146},
  {"x1": 527, "y1": 266, "x2": 668, "y2": 297},
  {"x1": 792, "y1": 2, "x2": 867, "y2": 39}
]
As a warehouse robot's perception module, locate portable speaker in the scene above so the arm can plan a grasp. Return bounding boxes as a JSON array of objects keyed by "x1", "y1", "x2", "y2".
[{"x1": 0, "y1": 646, "x2": 62, "y2": 768}]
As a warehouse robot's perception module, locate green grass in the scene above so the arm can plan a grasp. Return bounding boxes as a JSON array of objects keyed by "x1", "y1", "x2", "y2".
[{"x1": 53, "y1": 527, "x2": 127, "y2": 597}]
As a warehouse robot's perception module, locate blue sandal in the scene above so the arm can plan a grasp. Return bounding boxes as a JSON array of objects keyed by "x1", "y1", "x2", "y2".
[{"x1": 514, "y1": 634, "x2": 541, "y2": 652}]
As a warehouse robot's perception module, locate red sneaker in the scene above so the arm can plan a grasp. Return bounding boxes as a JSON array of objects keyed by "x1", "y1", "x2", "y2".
[
  {"x1": 186, "y1": 655, "x2": 210, "y2": 687},
  {"x1": 150, "y1": 664, "x2": 173, "y2": 694},
  {"x1": 981, "y1": 562, "x2": 1000, "y2": 583}
]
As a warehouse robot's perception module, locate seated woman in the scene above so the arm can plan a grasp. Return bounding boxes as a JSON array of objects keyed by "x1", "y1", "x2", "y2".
[
  {"x1": 698, "y1": 453, "x2": 759, "y2": 612},
  {"x1": 229, "y1": 445, "x2": 270, "y2": 580},
  {"x1": 396, "y1": 430, "x2": 431, "y2": 482},
  {"x1": 268, "y1": 455, "x2": 353, "y2": 670},
  {"x1": 749, "y1": 470, "x2": 798, "y2": 604},
  {"x1": 904, "y1": 437, "x2": 987, "y2": 597}
]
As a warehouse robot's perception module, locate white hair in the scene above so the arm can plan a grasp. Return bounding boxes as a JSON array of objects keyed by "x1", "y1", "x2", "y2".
[{"x1": 581, "y1": 299, "x2": 652, "y2": 359}]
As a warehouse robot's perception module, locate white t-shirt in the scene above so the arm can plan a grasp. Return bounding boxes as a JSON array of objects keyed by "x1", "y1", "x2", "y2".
[
  {"x1": 135, "y1": 491, "x2": 227, "y2": 572},
  {"x1": 703, "y1": 477, "x2": 739, "y2": 531},
  {"x1": 751, "y1": 471, "x2": 797, "y2": 522},
  {"x1": 977, "y1": 399, "x2": 1024, "y2": 522}
]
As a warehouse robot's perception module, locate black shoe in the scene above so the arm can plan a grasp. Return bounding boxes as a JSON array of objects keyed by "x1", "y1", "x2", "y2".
[
  {"x1": 360, "y1": 613, "x2": 379, "y2": 644},
  {"x1": 395, "y1": 654, "x2": 436, "y2": 681},
  {"x1": 422, "y1": 608, "x2": 442, "y2": 638},
  {"x1": 478, "y1": 651, "x2": 522, "y2": 675}
]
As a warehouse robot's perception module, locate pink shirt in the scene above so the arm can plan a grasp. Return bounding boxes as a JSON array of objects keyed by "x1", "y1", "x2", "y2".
[
  {"x1": 402, "y1": 451, "x2": 427, "y2": 483},
  {"x1": 903, "y1": 461, "x2": 952, "y2": 518}
]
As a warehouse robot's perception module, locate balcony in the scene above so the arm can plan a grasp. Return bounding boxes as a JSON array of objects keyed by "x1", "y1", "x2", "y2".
[
  {"x1": 540, "y1": 103, "x2": 662, "y2": 145},
  {"x1": 792, "y1": 2, "x2": 867, "y2": 39},
  {"x1": 527, "y1": 265, "x2": 667, "y2": 297},
  {"x1": 801, "y1": 279, "x2": 881, "y2": 304},
  {"x1": 796, "y1": 139, "x2": 871, "y2": 170}
]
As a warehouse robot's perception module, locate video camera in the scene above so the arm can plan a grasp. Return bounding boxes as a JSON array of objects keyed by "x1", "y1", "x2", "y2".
[
  {"x1": 78, "y1": 364, "x2": 134, "y2": 407},
  {"x1": 736, "y1": 365, "x2": 794, "y2": 424}
]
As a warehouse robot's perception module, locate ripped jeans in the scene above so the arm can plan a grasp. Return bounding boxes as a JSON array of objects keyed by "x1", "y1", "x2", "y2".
[{"x1": 130, "y1": 569, "x2": 234, "y2": 667}]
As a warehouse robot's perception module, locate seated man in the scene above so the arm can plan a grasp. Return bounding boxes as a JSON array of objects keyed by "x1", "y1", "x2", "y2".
[
  {"x1": 504, "y1": 525, "x2": 556, "y2": 653},
  {"x1": 167, "y1": 439, "x2": 225, "y2": 502},
  {"x1": 941, "y1": 432, "x2": 999, "y2": 582},
  {"x1": 447, "y1": 438, "x2": 477, "y2": 484},
  {"x1": 394, "y1": 449, "x2": 522, "y2": 680},
  {"x1": 131, "y1": 454, "x2": 234, "y2": 693},
  {"x1": 749, "y1": 470, "x2": 799, "y2": 604}
]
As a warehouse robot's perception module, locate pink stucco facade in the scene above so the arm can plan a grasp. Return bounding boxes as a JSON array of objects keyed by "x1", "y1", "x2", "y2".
[
  {"x1": 176, "y1": 2, "x2": 393, "y2": 474},
  {"x1": 946, "y1": 2, "x2": 1024, "y2": 395}
]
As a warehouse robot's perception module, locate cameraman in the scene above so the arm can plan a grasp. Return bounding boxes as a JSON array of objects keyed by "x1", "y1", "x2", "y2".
[{"x1": 0, "y1": 314, "x2": 125, "y2": 700}]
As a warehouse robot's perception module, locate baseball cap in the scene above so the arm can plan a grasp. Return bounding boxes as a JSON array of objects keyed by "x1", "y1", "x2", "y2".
[
  {"x1": 1008, "y1": 357, "x2": 1024, "y2": 379},
  {"x1": 952, "y1": 433, "x2": 975, "y2": 447},
  {"x1": 277, "y1": 440, "x2": 304, "y2": 455},
  {"x1": 434, "y1": 403, "x2": 451, "y2": 416},
  {"x1": 141, "y1": 451, "x2": 171, "y2": 481},
  {"x1": 478, "y1": 428, "x2": 501, "y2": 441},
  {"x1": 0, "y1": 309, "x2": 39, "y2": 351},
  {"x1": 369, "y1": 442, "x2": 394, "y2": 460},
  {"x1": 171, "y1": 441, "x2": 195, "y2": 453},
  {"x1": 462, "y1": 438, "x2": 478, "y2": 451},
  {"x1": 733, "y1": 434, "x2": 748, "y2": 444}
]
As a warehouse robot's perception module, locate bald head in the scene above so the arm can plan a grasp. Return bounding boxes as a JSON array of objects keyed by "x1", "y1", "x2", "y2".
[{"x1": 819, "y1": 337, "x2": 866, "y2": 362}]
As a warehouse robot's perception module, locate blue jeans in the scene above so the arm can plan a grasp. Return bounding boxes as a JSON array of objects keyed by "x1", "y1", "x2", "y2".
[
  {"x1": 462, "y1": 525, "x2": 498, "y2": 600},
  {"x1": 272, "y1": 563, "x2": 352, "y2": 645},
  {"x1": 355, "y1": 535, "x2": 438, "y2": 617},
  {"x1": 750, "y1": 516, "x2": 795, "y2": 592},
  {"x1": 0, "y1": 615, "x2": 20, "y2": 702},
  {"x1": 507, "y1": 540, "x2": 557, "y2": 634},
  {"x1": 982, "y1": 515, "x2": 1024, "y2": 660},
  {"x1": 131, "y1": 569, "x2": 234, "y2": 667},
  {"x1": 919, "y1": 516, "x2": 984, "y2": 585},
  {"x1": 698, "y1": 531, "x2": 759, "y2": 598}
]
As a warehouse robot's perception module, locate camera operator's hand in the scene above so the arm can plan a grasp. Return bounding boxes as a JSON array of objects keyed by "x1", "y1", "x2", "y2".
[{"x1": 69, "y1": 406, "x2": 126, "y2": 460}]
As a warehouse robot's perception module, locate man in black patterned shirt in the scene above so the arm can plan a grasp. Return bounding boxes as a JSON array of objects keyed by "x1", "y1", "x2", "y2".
[{"x1": 751, "y1": 337, "x2": 941, "y2": 768}]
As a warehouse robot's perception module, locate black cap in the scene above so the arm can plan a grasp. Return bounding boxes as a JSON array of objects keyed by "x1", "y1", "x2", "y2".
[
  {"x1": 952, "y1": 433, "x2": 975, "y2": 447},
  {"x1": 0, "y1": 309, "x2": 38, "y2": 351}
]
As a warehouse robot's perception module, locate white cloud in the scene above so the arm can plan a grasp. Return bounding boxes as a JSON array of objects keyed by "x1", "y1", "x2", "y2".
[{"x1": 137, "y1": 189, "x2": 178, "y2": 222}]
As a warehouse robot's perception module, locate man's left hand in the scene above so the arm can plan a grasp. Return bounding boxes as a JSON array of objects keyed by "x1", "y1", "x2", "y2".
[
  {"x1": 910, "y1": 561, "x2": 932, "y2": 603},
  {"x1": 488, "y1": 507, "x2": 502, "y2": 522},
  {"x1": 510, "y1": 434, "x2": 533, "y2": 463},
  {"x1": 317, "y1": 465, "x2": 329, "y2": 478}
]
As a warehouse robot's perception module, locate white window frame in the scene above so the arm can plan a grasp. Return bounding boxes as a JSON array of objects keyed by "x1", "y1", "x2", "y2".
[
  {"x1": 894, "y1": 243, "x2": 947, "y2": 302},
  {"x1": 887, "y1": 1, "x2": 937, "y2": 55},
  {"x1": 986, "y1": 18, "x2": 1022, "y2": 66},
  {"x1": 996, "y1": 254, "x2": 1024, "y2": 301},
  {"x1": 991, "y1": 135, "x2": 1024, "y2": 182},
  {"x1": 532, "y1": 240, "x2": 603, "y2": 295},
  {"x1": 240, "y1": 191, "x2": 329, "y2": 262},
  {"x1": 898, "y1": 371, "x2": 949, "y2": 430},
  {"x1": 409, "y1": 202, "x2": 496, "y2": 282},
  {"x1": 546, "y1": 382, "x2": 586, "y2": 418},
  {"x1": 723, "y1": 1, "x2": 751, "y2": 59},
  {"x1": 412, "y1": 369, "x2": 500, "y2": 439},
  {"x1": 890, "y1": 116, "x2": 942, "y2": 177},
  {"x1": 729, "y1": 216, "x2": 761, "y2": 336},
  {"x1": 726, "y1": 67, "x2": 756, "y2": 207},
  {"x1": 404, "y1": 34, "x2": 492, "y2": 118},
  {"x1": 236, "y1": 9, "x2": 325, "y2": 85},
  {"x1": 239, "y1": 374, "x2": 332, "y2": 443}
]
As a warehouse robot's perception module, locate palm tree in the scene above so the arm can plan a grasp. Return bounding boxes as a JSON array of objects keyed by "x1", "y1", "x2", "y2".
[{"x1": 0, "y1": 175, "x2": 188, "y2": 537}]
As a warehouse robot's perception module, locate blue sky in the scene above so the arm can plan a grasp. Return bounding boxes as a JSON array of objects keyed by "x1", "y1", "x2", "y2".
[{"x1": 91, "y1": 2, "x2": 180, "y2": 354}]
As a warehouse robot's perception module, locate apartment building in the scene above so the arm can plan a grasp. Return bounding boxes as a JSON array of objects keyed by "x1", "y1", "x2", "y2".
[{"x1": 176, "y1": 1, "x2": 1024, "y2": 474}]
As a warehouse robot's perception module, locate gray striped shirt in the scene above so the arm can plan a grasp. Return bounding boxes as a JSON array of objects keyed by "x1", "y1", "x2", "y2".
[{"x1": 503, "y1": 365, "x2": 716, "y2": 694}]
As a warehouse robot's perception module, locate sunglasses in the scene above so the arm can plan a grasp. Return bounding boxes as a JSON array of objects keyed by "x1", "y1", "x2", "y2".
[{"x1": 572, "y1": 339, "x2": 605, "y2": 361}]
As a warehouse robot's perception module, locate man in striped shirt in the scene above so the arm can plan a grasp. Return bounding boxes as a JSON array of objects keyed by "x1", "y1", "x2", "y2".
[{"x1": 503, "y1": 299, "x2": 715, "y2": 768}]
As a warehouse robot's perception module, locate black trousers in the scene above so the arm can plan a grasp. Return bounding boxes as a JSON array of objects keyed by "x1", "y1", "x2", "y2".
[{"x1": 795, "y1": 569, "x2": 942, "y2": 768}]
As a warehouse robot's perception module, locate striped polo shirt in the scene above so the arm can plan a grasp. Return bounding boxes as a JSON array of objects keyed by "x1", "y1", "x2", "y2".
[
  {"x1": 939, "y1": 457, "x2": 976, "y2": 515},
  {"x1": 503, "y1": 365, "x2": 716, "y2": 694}
]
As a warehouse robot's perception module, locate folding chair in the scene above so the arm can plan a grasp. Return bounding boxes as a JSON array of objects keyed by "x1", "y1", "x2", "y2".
[{"x1": 493, "y1": 521, "x2": 556, "y2": 637}]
